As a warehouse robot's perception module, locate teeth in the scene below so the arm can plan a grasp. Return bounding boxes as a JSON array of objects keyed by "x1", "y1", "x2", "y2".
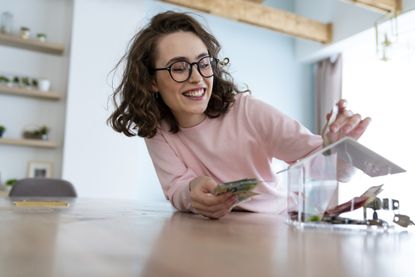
[{"x1": 183, "y1": 88, "x2": 204, "y2": 97}]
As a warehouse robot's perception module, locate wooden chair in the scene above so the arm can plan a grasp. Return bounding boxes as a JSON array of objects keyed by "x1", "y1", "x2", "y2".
[{"x1": 9, "y1": 178, "x2": 77, "y2": 197}]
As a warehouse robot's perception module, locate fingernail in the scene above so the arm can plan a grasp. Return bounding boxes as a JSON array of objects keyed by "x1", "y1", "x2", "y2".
[{"x1": 228, "y1": 196, "x2": 237, "y2": 204}]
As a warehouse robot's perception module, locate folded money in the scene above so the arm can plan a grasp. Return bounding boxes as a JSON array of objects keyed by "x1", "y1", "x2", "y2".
[
  {"x1": 234, "y1": 191, "x2": 259, "y2": 202},
  {"x1": 325, "y1": 184, "x2": 384, "y2": 217},
  {"x1": 213, "y1": 178, "x2": 258, "y2": 195},
  {"x1": 214, "y1": 178, "x2": 259, "y2": 206}
]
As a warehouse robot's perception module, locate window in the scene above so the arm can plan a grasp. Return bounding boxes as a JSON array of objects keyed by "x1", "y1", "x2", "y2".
[{"x1": 342, "y1": 40, "x2": 415, "y2": 215}]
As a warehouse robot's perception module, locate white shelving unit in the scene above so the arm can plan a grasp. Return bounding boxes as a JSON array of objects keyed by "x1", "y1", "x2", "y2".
[{"x1": 0, "y1": 34, "x2": 64, "y2": 150}]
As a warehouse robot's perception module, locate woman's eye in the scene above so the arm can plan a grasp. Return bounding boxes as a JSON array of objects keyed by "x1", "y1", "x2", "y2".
[
  {"x1": 172, "y1": 67, "x2": 186, "y2": 73},
  {"x1": 171, "y1": 62, "x2": 188, "y2": 72},
  {"x1": 199, "y1": 62, "x2": 209, "y2": 69}
]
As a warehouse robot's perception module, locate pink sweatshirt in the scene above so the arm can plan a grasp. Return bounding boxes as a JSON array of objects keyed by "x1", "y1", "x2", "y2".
[{"x1": 145, "y1": 93, "x2": 322, "y2": 213}]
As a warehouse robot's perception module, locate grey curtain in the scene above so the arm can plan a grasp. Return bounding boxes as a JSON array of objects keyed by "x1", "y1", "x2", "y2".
[
  {"x1": 315, "y1": 54, "x2": 343, "y2": 134},
  {"x1": 315, "y1": 54, "x2": 343, "y2": 207}
]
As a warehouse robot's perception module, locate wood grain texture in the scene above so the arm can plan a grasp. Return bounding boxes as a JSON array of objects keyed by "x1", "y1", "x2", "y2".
[
  {"x1": 0, "y1": 138, "x2": 59, "y2": 148},
  {"x1": 0, "y1": 197, "x2": 414, "y2": 277},
  {"x1": 349, "y1": 0, "x2": 402, "y2": 13},
  {"x1": 0, "y1": 85, "x2": 61, "y2": 100},
  {"x1": 0, "y1": 33, "x2": 64, "y2": 55},
  {"x1": 162, "y1": 0, "x2": 332, "y2": 43}
]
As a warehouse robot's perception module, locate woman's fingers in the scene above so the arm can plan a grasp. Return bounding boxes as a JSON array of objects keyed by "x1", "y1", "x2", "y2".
[
  {"x1": 192, "y1": 194, "x2": 233, "y2": 211},
  {"x1": 192, "y1": 194, "x2": 236, "y2": 215},
  {"x1": 323, "y1": 99, "x2": 371, "y2": 145},
  {"x1": 194, "y1": 190, "x2": 230, "y2": 206},
  {"x1": 337, "y1": 99, "x2": 347, "y2": 110},
  {"x1": 347, "y1": 117, "x2": 371, "y2": 140},
  {"x1": 330, "y1": 111, "x2": 360, "y2": 133},
  {"x1": 330, "y1": 110, "x2": 370, "y2": 136},
  {"x1": 341, "y1": 113, "x2": 362, "y2": 133},
  {"x1": 192, "y1": 202, "x2": 233, "y2": 219},
  {"x1": 189, "y1": 176, "x2": 238, "y2": 219}
]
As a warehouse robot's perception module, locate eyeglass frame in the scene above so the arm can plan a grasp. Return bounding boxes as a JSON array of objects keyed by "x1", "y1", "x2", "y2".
[{"x1": 152, "y1": 56, "x2": 219, "y2": 83}]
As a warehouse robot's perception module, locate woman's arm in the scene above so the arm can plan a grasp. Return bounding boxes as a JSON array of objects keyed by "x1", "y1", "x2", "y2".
[{"x1": 145, "y1": 132, "x2": 236, "y2": 218}]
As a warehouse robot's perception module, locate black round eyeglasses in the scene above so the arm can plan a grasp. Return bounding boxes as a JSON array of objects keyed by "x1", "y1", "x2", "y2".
[{"x1": 153, "y1": 56, "x2": 218, "y2": 83}]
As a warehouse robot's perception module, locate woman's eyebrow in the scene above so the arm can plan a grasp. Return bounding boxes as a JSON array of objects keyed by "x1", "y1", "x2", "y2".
[
  {"x1": 165, "y1": 56, "x2": 187, "y2": 66},
  {"x1": 165, "y1": 52, "x2": 209, "y2": 66},
  {"x1": 195, "y1": 52, "x2": 209, "y2": 59}
]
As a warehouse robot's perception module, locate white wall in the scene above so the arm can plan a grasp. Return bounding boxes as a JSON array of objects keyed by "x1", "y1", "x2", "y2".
[
  {"x1": 0, "y1": 0, "x2": 72, "y2": 182},
  {"x1": 63, "y1": 0, "x2": 314, "y2": 202}
]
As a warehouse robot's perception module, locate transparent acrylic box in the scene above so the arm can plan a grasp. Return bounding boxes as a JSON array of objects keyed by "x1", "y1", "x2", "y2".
[{"x1": 279, "y1": 137, "x2": 405, "y2": 230}]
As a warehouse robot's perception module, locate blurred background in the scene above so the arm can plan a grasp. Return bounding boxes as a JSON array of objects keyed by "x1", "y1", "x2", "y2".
[{"x1": 0, "y1": 0, "x2": 414, "y2": 216}]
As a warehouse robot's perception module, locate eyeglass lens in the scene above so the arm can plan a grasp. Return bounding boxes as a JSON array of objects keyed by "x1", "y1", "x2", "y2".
[{"x1": 170, "y1": 57, "x2": 215, "y2": 82}]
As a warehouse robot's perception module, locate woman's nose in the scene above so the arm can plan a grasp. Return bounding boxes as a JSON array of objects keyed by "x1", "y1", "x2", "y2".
[{"x1": 188, "y1": 64, "x2": 203, "y2": 82}]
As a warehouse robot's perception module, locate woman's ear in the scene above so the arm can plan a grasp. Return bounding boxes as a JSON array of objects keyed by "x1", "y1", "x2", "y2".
[{"x1": 151, "y1": 77, "x2": 158, "y2": 93}]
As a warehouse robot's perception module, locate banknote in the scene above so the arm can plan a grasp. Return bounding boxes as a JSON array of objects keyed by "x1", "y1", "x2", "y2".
[
  {"x1": 360, "y1": 184, "x2": 383, "y2": 201},
  {"x1": 233, "y1": 190, "x2": 259, "y2": 203},
  {"x1": 325, "y1": 184, "x2": 384, "y2": 217},
  {"x1": 214, "y1": 178, "x2": 259, "y2": 204},
  {"x1": 213, "y1": 178, "x2": 258, "y2": 195}
]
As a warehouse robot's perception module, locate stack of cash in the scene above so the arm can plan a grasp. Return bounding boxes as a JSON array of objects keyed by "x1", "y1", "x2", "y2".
[
  {"x1": 214, "y1": 178, "x2": 259, "y2": 203},
  {"x1": 325, "y1": 184, "x2": 383, "y2": 217}
]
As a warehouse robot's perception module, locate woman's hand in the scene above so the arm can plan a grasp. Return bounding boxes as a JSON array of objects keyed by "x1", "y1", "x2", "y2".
[
  {"x1": 189, "y1": 176, "x2": 237, "y2": 219},
  {"x1": 324, "y1": 99, "x2": 371, "y2": 145}
]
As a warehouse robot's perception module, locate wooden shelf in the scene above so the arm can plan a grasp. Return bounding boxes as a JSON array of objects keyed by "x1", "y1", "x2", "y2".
[
  {"x1": 0, "y1": 85, "x2": 62, "y2": 100},
  {"x1": 0, "y1": 138, "x2": 59, "y2": 149},
  {"x1": 0, "y1": 33, "x2": 64, "y2": 55}
]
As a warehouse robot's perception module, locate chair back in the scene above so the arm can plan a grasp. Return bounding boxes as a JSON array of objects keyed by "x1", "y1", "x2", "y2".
[{"x1": 9, "y1": 178, "x2": 77, "y2": 197}]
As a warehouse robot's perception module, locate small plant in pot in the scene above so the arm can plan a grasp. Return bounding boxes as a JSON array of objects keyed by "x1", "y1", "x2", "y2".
[
  {"x1": 6, "y1": 178, "x2": 17, "y2": 187},
  {"x1": 37, "y1": 33, "x2": 47, "y2": 42},
  {"x1": 38, "y1": 126, "x2": 49, "y2": 140},
  {"x1": 32, "y1": 78, "x2": 38, "y2": 88},
  {"x1": 0, "y1": 75, "x2": 10, "y2": 86},
  {"x1": 21, "y1": 77, "x2": 31, "y2": 88},
  {"x1": 23, "y1": 125, "x2": 50, "y2": 140},
  {"x1": 0, "y1": 125, "x2": 5, "y2": 137},
  {"x1": 12, "y1": 76, "x2": 20, "y2": 87}
]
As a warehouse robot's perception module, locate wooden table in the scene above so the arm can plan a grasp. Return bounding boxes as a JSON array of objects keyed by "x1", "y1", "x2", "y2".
[{"x1": 0, "y1": 197, "x2": 414, "y2": 277}]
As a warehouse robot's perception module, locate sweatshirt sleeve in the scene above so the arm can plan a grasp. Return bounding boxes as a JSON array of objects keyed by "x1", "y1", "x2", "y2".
[
  {"x1": 144, "y1": 131, "x2": 196, "y2": 212},
  {"x1": 241, "y1": 94, "x2": 323, "y2": 163}
]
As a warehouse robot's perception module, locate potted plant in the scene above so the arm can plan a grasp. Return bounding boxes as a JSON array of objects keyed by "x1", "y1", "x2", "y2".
[
  {"x1": 0, "y1": 75, "x2": 10, "y2": 86},
  {"x1": 20, "y1": 26, "x2": 30, "y2": 39},
  {"x1": 31, "y1": 78, "x2": 38, "y2": 88},
  {"x1": 36, "y1": 33, "x2": 47, "y2": 42},
  {"x1": 4, "y1": 178, "x2": 17, "y2": 194},
  {"x1": 23, "y1": 125, "x2": 50, "y2": 140},
  {"x1": 21, "y1": 77, "x2": 30, "y2": 87},
  {"x1": 0, "y1": 125, "x2": 5, "y2": 137},
  {"x1": 12, "y1": 76, "x2": 20, "y2": 87},
  {"x1": 5, "y1": 178, "x2": 17, "y2": 186},
  {"x1": 38, "y1": 125, "x2": 50, "y2": 140}
]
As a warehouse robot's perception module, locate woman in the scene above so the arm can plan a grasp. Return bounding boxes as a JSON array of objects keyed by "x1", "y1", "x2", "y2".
[{"x1": 108, "y1": 11, "x2": 370, "y2": 218}]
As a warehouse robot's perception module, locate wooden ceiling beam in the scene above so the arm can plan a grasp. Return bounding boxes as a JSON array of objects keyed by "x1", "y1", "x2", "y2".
[
  {"x1": 348, "y1": 0, "x2": 402, "y2": 13},
  {"x1": 162, "y1": 0, "x2": 332, "y2": 44},
  {"x1": 243, "y1": 0, "x2": 264, "y2": 3}
]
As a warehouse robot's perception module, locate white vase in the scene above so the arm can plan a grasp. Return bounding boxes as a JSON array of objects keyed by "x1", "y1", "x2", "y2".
[{"x1": 38, "y1": 79, "x2": 51, "y2": 92}]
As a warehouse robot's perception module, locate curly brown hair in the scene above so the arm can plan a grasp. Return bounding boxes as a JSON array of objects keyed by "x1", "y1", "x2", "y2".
[{"x1": 107, "y1": 11, "x2": 246, "y2": 138}]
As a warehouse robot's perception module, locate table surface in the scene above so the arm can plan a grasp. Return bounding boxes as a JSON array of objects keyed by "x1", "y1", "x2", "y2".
[{"x1": 0, "y1": 197, "x2": 414, "y2": 277}]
